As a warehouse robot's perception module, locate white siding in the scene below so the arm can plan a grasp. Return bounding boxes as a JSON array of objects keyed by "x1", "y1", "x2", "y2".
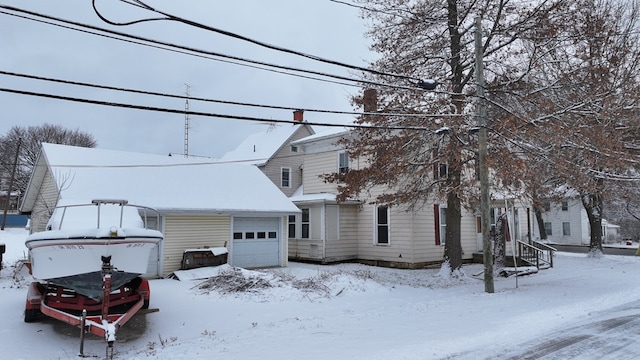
[
  {"x1": 261, "y1": 125, "x2": 313, "y2": 196},
  {"x1": 30, "y1": 169, "x2": 59, "y2": 233},
  {"x1": 302, "y1": 151, "x2": 341, "y2": 194}
]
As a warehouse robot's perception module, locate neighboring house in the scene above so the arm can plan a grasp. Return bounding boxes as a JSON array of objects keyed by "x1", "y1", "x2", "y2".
[
  {"x1": 536, "y1": 197, "x2": 621, "y2": 245},
  {"x1": 20, "y1": 143, "x2": 300, "y2": 277},
  {"x1": 219, "y1": 110, "x2": 314, "y2": 197},
  {"x1": 0, "y1": 190, "x2": 20, "y2": 213}
]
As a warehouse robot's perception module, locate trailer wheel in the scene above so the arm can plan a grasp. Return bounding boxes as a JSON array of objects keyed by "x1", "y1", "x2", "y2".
[{"x1": 24, "y1": 309, "x2": 40, "y2": 323}]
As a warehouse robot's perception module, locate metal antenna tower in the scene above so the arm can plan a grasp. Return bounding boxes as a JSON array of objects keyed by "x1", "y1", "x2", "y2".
[{"x1": 184, "y1": 84, "x2": 190, "y2": 157}]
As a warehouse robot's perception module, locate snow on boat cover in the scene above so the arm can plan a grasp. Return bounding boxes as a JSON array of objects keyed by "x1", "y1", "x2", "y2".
[{"x1": 25, "y1": 199, "x2": 163, "y2": 300}]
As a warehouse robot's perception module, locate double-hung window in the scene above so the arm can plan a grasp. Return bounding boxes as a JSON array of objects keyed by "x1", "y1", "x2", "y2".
[
  {"x1": 288, "y1": 215, "x2": 296, "y2": 238},
  {"x1": 301, "y1": 208, "x2": 310, "y2": 239},
  {"x1": 338, "y1": 152, "x2": 349, "y2": 174},
  {"x1": 281, "y1": 167, "x2": 291, "y2": 188},
  {"x1": 376, "y1": 206, "x2": 389, "y2": 245}
]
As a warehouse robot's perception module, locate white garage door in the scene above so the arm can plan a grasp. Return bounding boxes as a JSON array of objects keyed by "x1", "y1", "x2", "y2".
[{"x1": 232, "y1": 217, "x2": 280, "y2": 268}]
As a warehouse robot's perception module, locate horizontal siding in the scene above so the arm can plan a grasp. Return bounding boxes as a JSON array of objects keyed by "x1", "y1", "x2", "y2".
[
  {"x1": 302, "y1": 151, "x2": 339, "y2": 194},
  {"x1": 289, "y1": 239, "x2": 324, "y2": 260},
  {"x1": 30, "y1": 169, "x2": 59, "y2": 233},
  {"x1": 263, "y1": 156, "x2": 303, "y2": 197},
  {"x1": 325, "y1": 205, "x2": 358, "y2": 261},
  {"x1": 356, "y1": 205, "x2": 417, "y2": 263},
  {"x1": 163, "y1": 214, "x2": 231, "y2": 275},
  {"x1": 261, "y1": 126, "x2": 313, "y2": 196}
]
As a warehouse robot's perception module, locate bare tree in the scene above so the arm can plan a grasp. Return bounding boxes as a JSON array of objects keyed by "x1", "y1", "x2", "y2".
[
  {"x1": 325, "y1": 0, "x2": 567, "y2": 272},
  {"x1": 517, "y1": 0, "x2": 640, "y2": 256},
  {"x1": 0, "y1": 123, "x2": 96, "y2": 197}
]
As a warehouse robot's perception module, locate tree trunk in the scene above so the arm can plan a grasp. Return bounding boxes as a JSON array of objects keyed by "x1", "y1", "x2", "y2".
[
  {"x1": 493, "y1": 213, "x2": 507, "y2": 269},
  {"x1": 443, "y1": 140, "x2": 463, "y2": 271},
  {"x1": 581, "y1": 192, "x2": 604, "y2": 257},
  {"x1": 444, "y1": 191, "x2": 462, "y2": 270},
  {"x1": 534, "y1": 206, "x2": 547, "y2": 240}
]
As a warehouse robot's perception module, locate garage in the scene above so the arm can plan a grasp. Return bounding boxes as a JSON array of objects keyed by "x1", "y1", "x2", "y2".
[{"x1": 232, "y1": 217, "x2": 281, "y2": 268}]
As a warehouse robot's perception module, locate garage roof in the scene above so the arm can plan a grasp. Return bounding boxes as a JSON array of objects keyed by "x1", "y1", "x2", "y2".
[{"x1": 21, "y1": 143, "x2": 300, "y2": 215}]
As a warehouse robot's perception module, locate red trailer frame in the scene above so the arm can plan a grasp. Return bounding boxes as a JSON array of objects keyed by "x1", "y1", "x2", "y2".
[{"x1": 24, "y1": 257, "x2": 153, "y2": 358}]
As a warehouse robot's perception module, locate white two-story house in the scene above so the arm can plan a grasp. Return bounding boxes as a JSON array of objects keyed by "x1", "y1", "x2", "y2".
[{"x1": 287, "y1": 129, "x2": 485, "y2": 268}]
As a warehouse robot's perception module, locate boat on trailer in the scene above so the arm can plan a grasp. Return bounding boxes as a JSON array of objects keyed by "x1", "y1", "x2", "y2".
[
  {"x1": 23, "y1": 199, "x2": 163, "y2": 358},
  {"x1": 25, "y1": 199, "x2": 163, "y2": 300}
]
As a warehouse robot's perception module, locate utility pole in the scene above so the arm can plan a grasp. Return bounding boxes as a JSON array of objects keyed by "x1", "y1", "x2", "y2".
[
  {"x1": 184, "y1": 84, "x2": 190, "y2": 158},
  {"x1": 475, "y1": 17, "x2": 494, "y2": 293},
  {"x1": 1, "y1": 138, "x2": 21, "y2": 230}
]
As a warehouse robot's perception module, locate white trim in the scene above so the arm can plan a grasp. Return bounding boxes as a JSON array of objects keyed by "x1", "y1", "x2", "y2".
[
  {"x1": 338, "y1": 151, "x2": 349, "y2": 174},
  {"x1": 374, "y1": 205, "x2": 390, "y2": 246},
  {"x1": 280, "y1": 167, "x2": 292, "y2": 188}
]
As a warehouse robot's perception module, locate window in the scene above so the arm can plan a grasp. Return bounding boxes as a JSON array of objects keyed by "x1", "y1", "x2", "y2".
[
  {"x1": 288, "y1": 215, "x2": 296, "y2": 238},
  {"x1": 439, "y1": 206, "x2": 447, "y2": 246},
  {"x1": 281, "y1": 167, "x2": 291, "y2": 188},
  {"x1": 338, "y1": 152, "x2": 349, "y2": 174},
  {"x1": 290, "y1": 145, "x2": 298, "y2": 152},
  {"x1": 376, "y1": 206, "x2": 389, "y2": 244},
  {"x1": 301, "y1": 208, "x2": 310, "y2": 239},
  {"x1": 434, "y1": 204, "x2": 446, "y2": 245},
  {"x1": 543, "y1": 201, "x2": 551, "y2": 212},
  {"x1": 245, "y1": 232, "x2": 255, "y2": 239},
  {"x1": 434, "y1": 162, "x2": 448, "y2": 180},
  {"x1": 512, "y1": 208, "x2": 520, "y2": 241},
  {"x1": 562, "y1": 222, "x2": 571, "y2": 236},
  {"x1": 233, "y1": 232, "x2": 243, "y2": 239},
  {"x1": 561, "y1": 201, "x2": 568, "y2": 211},
  {"x1": 257, "y1": 232, "x2": 266, "y2": 239},
  {"x1": 544, "y1": 222, "x2": 553, "y2": 236}
]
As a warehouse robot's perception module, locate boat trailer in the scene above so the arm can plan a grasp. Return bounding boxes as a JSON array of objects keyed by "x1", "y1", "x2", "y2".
[{"x1": 24, "y1": 256, "x2": 155, "y2": 359}]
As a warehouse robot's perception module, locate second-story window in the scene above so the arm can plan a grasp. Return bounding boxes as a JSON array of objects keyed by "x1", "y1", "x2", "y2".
[
  {"x1": 281, "y1": 167, "x2": 291, "y2": 188},
  {"x1": 338, "y1": 151, "x2": 349, "y2": 174}
]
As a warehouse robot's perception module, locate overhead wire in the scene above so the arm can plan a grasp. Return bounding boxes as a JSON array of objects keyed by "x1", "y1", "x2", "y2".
[
  {"x1": 0, "y1": 9, "x2": 358, "y2": 89},
  {"x1": 0, "y1": 70, "x2": 464, "y2": 119},
  {"x1": 95, "y1": 0, "x2": 436, "y2": 89},
  {"x1": 0, "y1": 5, "x2": 435, "y2": 93},
  {"x1": 0, "y1": 86, "x2": 447, "y2": 131}
]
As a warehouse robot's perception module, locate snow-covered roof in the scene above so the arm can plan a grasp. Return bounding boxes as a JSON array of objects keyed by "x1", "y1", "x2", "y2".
[
  {"x1": 292, "y1": 128, "x2": 349, "y2": 145},
  {"x1": 220, "y1": 123, "x2": 312, "y2": 166},
  {"x1": 21, "y1": 143, "x2": 300, "y2": 215},
  {"x1": 289, "y1": 185, "x2": 361, "y2": 204}
]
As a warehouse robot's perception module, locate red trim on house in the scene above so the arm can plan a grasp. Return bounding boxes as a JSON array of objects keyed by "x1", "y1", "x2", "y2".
[{"x1": 434, "y1": 204, "x2": 441, "y2": 246}]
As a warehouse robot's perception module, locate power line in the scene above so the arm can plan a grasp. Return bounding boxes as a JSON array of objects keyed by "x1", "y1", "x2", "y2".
[
  {"x1": 0, "y1": 9, "x2": 356, "y2": 89},
  {"x1": 0, "y1": 5, "x2": 436, "y2": 93},
  {"x1": 96, "y1": 0, "x2": 436, "y2": 89},
  {"x1": 0, "y1": 70, "x2": 463, "y2": 119},
  {"x1": 0, "y1": 86, "x2": 443, "y2": 131}
]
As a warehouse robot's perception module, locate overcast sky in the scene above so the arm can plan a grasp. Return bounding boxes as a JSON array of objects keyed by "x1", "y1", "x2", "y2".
[{"x1": 0, "y1": 0, "x2": 373, "y2": 158}]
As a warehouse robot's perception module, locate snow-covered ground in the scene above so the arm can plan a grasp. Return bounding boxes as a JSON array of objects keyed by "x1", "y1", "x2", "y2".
[{"x1": 1, "y1": 228, "x2": 639, "y2": 360}]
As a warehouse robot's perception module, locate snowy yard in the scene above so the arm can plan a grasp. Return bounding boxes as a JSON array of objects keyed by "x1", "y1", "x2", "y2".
[{"x1": 1, "y1": 227, "x2": 639, "y2": 359}]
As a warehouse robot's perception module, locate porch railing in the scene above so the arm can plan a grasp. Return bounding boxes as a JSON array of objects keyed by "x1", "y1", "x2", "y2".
[{"x1": 517, "y1": 240, "x2": 556, "y2": 269}]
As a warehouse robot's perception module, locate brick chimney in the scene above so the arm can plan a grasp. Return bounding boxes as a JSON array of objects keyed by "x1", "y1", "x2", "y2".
[
  {"x1": 363, "y1": 89, "x2": 378, "y2": 113},
  {"x1": 293, "y1": 109, "x2": 304, "y2": 122}
]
